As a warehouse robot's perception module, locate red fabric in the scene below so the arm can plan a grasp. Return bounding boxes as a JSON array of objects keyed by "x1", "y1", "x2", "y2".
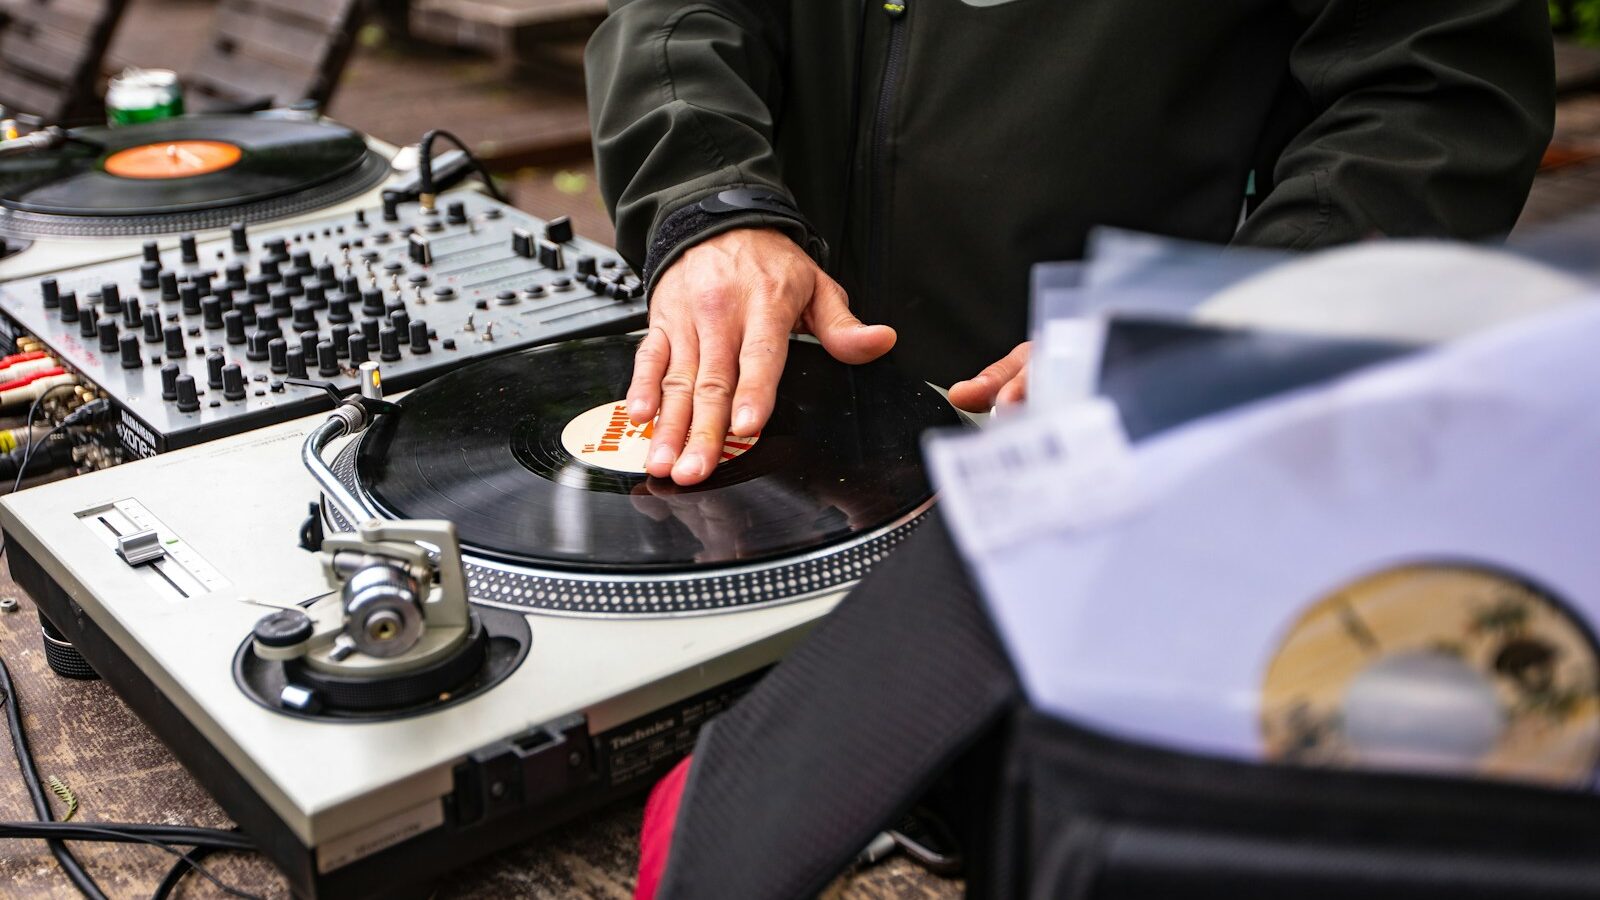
[{"x1": 635, "y1": 755, "x2": 693, "y2": 900}]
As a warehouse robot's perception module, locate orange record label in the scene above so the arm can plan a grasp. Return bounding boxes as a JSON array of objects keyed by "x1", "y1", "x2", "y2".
[
  {"x1": 560, "y1": 400, "x2": 759, "y2": 475},
  {"x1": 104, "y1": 141, "x2": 243, "y2": 179}
]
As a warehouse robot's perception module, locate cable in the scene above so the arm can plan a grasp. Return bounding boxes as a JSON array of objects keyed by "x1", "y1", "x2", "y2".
[
  {"x1": 0, "y1": 657, "x2": 108, "y2": 899},
  {"x1": 151, "y1": 845, "x2": 214, "y2": 900},
  {"x1": 0, "y1": 822, "x2": 262, "y2": 900},
  {"x1": 0, "y1": 821, "x2": 254, "y2": 849},
  {"x1": 418, "y1": 129, "x2": 509, "y2": 205}
]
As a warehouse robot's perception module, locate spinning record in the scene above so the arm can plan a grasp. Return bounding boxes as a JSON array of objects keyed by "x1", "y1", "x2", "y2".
[
  {"x1": 354, "y1": 336, "x2": 962, "y2": 572},
  {"x1": 0, "y1": 115, "x2": 369, "y2": 216}
]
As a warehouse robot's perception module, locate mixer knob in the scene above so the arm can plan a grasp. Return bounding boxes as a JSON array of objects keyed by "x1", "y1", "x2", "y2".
[
  {"x1": 247, "y1": 275, "x2": 271, "y2": 301},
  {"x1": 265, "y1": 238, "x2": 289, "y2": 260},
  {"x1": 98, "y1": 320, "x2": 119, "y2": 353},
  {"x1": 164, "y1": 325, "x2": 185, "y2": 359},
  {"x1": 330, "y1": 324, "x2": 352, "y2": 357},
  {"x1": 360, "y1": 317, "x2": 381, "y2": 349},
  {"x1": 231, "y1": 222, "x2": 249, "y2": 254},
  {"x1": 79, "y1": 307, "x2": 99, "y2": 339},
  {"x1": 340, "y1": 275, "x2": 360, "y2": 297},
  {"x1": 270, "y1": 287, "x2": 295, "y2": 316},
  {"x1": 207, "y1": 351, "x2": 226, "y2": 389},
  {"x1": 142, "y1": 308, "x2": 163, "y2": 344},
  {"x1": 180, "y1": 233, "x2": 199, "y2": 265},
  {"x1": 379, "y1": 326, "x2": 401, "y2": 362},
  {"x1": 291, "y1": 250, "x2": 313, "y2": 274},
  {"x1": 575, "y1": 255, "x2": 597, "y2": 278},
  {"x1": 283, "y1": 271, "x2": 304, "y2": 296},
  {"x1": 390, "y1": 310, "x2": 410, "y2": 343},
  {"x1": 327, "y1": 295, "x2": 353, "y2": 324},
  {"x1": 246, "y1": 330, "x2": 271, "y2": 362},
  {"x1": 268, "y1": 338, "x2": 288, "y2": 374},
  {"x1": 291, "y1": 302, "x2": 319, "y2": 333},
  {"x1": 120, "y1": 334, "x2": 143, "y2": 369},
  {"x1": 545, "y1": 215, "x2": 574, "y2": 244},
  {"x1": 257, "y1": 312, "x2": 281, "y2": 337},
  {"x1": 511, "y1": 228, "x2": 533, "y2": 258},
  {"x1": 193, "y1": 271, "x2": 214, "y2": 296},
  {"x1": 382, "y1": 193, "x2": 400, "y2": 222},
  {"x1": 317, "y1": 263, "x2": 337, "y2": 284},
  {"x1": 40, "y1": 278, "x2": 59, "y2": 309},
  {"x1": 180, "y1": 284, "x2": 202, "y2": 316},
  {"x1": 445, "y1": 201, "x2": 468, "y2": 225},
  {"x1": 139, "y1": 261, "x2": 161, "y2": 290},
  {"x1": 347, "y1": 333, "x2": 369, "y2": 365},
  {"x1": 408, "y1": 320, "x2": 431, "y2": 354},
  {"x1": 222, "y1": 363, "x2": 246, "y2": 401},
  {"x1": 58, "y1": 291, "x2": 79, "y2": 323},
  {"x1": 175, "y1": 374, "x2": 200, "y2": 413},
  {"x1": 160, "y1": 363, "x2": 180, "y2": 401},
  {"x1": 201, "y1": 297, "x2": 223, "y2": 330},
  {"x1": 123, "y1": 297, "x2": 142, "y2": 329},
  {"x1": 225, "y1": 263, "x2": 247, "y2": 288},
  {"x1": 408, "y1": 234, "x2": 432, "y2": 266},
  {"x1": 299, "y1": 330, "x2": 320, "y2": 361},
  {"x1": 361, "y1": 289, "x2": 386, "y2": 318},
  {"x1": 224, "y1": 310, "x2": 246, "y2": 345},
  {"x1": 142, "y1": 242, "x2": 160, "y2": 264},
  {"x1": 259, "y1": 258, "x2": 281, "y2": 283},
  {"x1": 537, "y1": 239, "x2": 565, "y2": 271},
  {"x1": 214, "y1": 286, "x2": 234, "y2": 312},
  {"x1": 285, "y1": 346, "x2": 308, "y2": 380},
  {"x1": 316, "y1": 341, "x2": 339, "y2": 377},
  {"x1": 102, "y1": 282, "x2": 121, "y2": 309},
  {"x1": 236, "y1": 298, "x2": 258, "y2": 327},
  {"x1": 305, "y1": 283, "x2": 328, "y2": 311}
]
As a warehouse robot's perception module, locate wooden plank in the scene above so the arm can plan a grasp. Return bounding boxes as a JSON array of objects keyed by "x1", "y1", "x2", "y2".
[
  {"x1": 0, "y1": 21, "x2": 95, "y2": 85},
  {"x1": 1, "y1": 0, "x2": 110, "y2": 40},
  {"x1": 210, "y1": 5, "x2": 334, "y2": 77},
  {"x1": 0, "y1": 66, "x2": 68, "y2": 118},
  {"x1": 244, "y1": 0, "x2": 352, "y2": 30},
  {"x1": 188, "y1": 43, "x2": 316, "y2": 106},
  {"x1": 412, "y1": 0, "x2": 605, "y2": 28},
  {"x1": 410, "y1": 0, "x2": 603, "y2": 58}
]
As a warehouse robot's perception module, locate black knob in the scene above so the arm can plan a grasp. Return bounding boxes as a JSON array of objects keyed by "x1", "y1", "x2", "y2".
[
  {"x1": 316, "y1": 263, "x2": 337, "y2": 286},
  {"x1": 385, "y1": 298, "x2": 406, "y2": 317},
  {"x1": 78, "y1": 307, "x2": 98, "y2": 339},
  {"x1": 139, "y1": 261, "x2": 161, "y2": 290},
  {"x1": 305, "y1": 283, "x2": 327, "y2": 311},
  {"x1": 379, "y1": 326, "x2": 401, "y2": 362},
  {"x1": 160, "y1": 271, "x2": 179, "y2": 303},
  {"x1": 355, "y1": 209, "x2": 368, "y2": 227},
  {"x1": 214, "y1": 286, "x2": 234, "y2": 312},
  {"x1": 446, "y1": 201, "x2": 467, "y2": 225},
  {"x1": 283, "y1": 270, "x2": 304, "y2": 295},
  {"x1": 102, "y1": 282, "x2": 121, "y2": 310},
  {"x1": 340, "y1": 275, "x2": 360, "y2": 297},
  {"x1": 201, "y1": 297, "x2": 223, "y2": 330},
  {"x1": 253, "y1": 608, "x2": 314, "y2": 648},
  {"x1": 175, "y1": 374, "x2": 200, "y2": 413},
  {"x1": 390, "y1": 310, "x2": 411, "y2": 343},
  {"x1": 347, "y1": 332, "x2": 369, "y2": 364},
  {"x1": 161, "y1": 363, "x2": 180, "y2": 401},
  {"x1": 545, "y1": 215, "x2": 574, "y2": 244},
  {"x1": 360, "y1": 317, "x2": 381, "y2": 350},
  {"x1": 298, "y1": 330, "x2": 320, "y2": 361},
  {"x1": 180, "y1": 233, "x2": 198, "y2": 265},
  {"x1": 575, "y1": 255, "x2": 597, "y2": 278},
  {"x1": 247, "y1": 275, "x2": 271, "y2": 301},
  {"x1": 268, "y1": 337, "x2": 288, "y2": 374},
  {"x1": 246, "y1": 330, "x2": 271, "y2": 361},
  {"x1": 207, "y1": 352, "x2": 225, "y2": 389},
  {"x1": 120, "y1": 334, "x2": 142, "y2": 369},
  {"x1": 382, "y1": 193, "x2": 400, "y2": 222},
  {"x1": 291, "y1": 302, "x2": 318, "y2": 333},
  {"x1": 408, "y1": 319, "x2": 431, "y2": 354},
  {"x1": 224, "y1": 310, "x2": 246, "y2": 345},
  {"x1": 257, "y1": 312, "x2": 280, "y2": 337},
  {"x1": 192, "y1": 271, "x2": 213, "y2": 297},
  {"x1": 123, "y1": 297, "x2": 142, "y2": 329},
  {"x1": 142, "y1": 241, "x2": 160, "y2": 264},
  {"x1": 361, "y1": 289, "x2": 386, "y2": 318},
  {"x1": 316, "y1": 340, "x2": 339, "y2": 377},
  {"x1": 58, "y1": 290, "x2": 79, "y2": 323},
  {"x1": 164, "y1": 324, "x2": 185, "y2": 359},
  {"x1": 327, "y1": 295, "x2": 353, "y2": 324},
  {"x1": 270, "y1": 287, "x2": 295, "y2": 317},
  {"x1": 236, "y1": 298, "x2": 258, "y2": 327},
  {"x1": 142, "y1": 309, "x2": 162, "y2": 344},
  {"x1": 285, "y1": 346, "x2": 308, "y2": 379},
  {"x1": 222, "y1": 363, "x2": 246, "y2": 401},
  {"x1": 180, "y1": 283, "x2": 202, "y2": 316},
  {"x1": 225, "y1": 263, "x2": 247, "y2": 288},
  {"x1": 291, "y1": 250, "x2": 313, "y2": 273},
  {"x1": 329, "y1": 323, "x2": 352, "y2": 357},
  {"x1": 40, "y1": 278, "x2": 59, "y2": 309},
  {"x1": 265, "y1": 237, "x2": 288, "y2": 259},
  {"x1": 231, "y1": 222, "x2": 249, "y2": 254},
  {"x1": 98, "y1": 320, "x2": 119, "y2": 353}
]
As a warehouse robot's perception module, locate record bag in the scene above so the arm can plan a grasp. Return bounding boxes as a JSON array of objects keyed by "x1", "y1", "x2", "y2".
[{"x1": 654, "y1": 314, "x2": 1600, "y2": 899}]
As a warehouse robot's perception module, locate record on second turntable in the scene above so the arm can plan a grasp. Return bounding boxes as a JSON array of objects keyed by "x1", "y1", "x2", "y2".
[{"x1": 353, "y1": 335, "x2": 962, "y2": 573}]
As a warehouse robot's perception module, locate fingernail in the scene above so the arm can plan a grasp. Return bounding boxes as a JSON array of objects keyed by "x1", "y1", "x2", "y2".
[
  {"x1": 628, "y1": 398, "x2": 648, "y2": 420},
  {"x1": 675, "y1": 452, "x2": 706, "y2": 480},
  {"x1": 649, "y1": 444, "x2": 676, "y2": 467},
  {"x1": 734, "y1": 406, "x2": 757, "y2": 432}
]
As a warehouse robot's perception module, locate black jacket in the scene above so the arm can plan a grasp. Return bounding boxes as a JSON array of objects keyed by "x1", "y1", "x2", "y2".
[{"x1": 586, "y1": 0, "x2": 1554, "y2": 386}]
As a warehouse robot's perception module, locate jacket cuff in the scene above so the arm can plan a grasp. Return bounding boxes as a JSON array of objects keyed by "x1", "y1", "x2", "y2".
[{"x1": 642, "y1": 193, "x2": 829, "y2": 293}]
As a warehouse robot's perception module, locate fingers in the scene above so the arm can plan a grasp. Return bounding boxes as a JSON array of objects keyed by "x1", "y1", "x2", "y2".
[
  {"x1": 672, "y1": 316, "x2": 739, "y2": 485},
  {"x1": 646, "y1": 331, "x2": 697, "y2": 480},
  {"x1": 728, "y1": 312, "x2": 790, "y2": 438},
  {"x1": 948, "y1": 341, "x2": 1031, "y2": 413},
  {"x1": 803, "y1": 275, "x2": 896, "y2": 365},
  {"x1": 626, "y1": 327, "x2": 670, "y2": 425}
]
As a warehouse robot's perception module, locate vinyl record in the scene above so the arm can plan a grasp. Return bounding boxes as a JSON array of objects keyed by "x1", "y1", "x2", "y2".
[
  {"x1": 354, "y1": 335, "x2": 961, "y2": 572},
  {"x1": 0, "y1": 115, "x2": 369, "y2": 216}
]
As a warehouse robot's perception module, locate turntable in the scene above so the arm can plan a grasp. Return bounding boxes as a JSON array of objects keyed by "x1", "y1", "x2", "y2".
[
  {"x1": 0, "y1": 113, "x2": 398, "y2": 282},
  {"x1": 0, "y1": 336, "x2": 961, "y2": 897}
]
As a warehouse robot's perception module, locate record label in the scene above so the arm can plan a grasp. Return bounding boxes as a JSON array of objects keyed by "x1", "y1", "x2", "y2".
[
  {"x1": 104, "y1": 141, "x2": 242, "y2": 179},
  {"x1": 558, "y1": 400, "x2": 759, "y2": 474},
  {"x1": 1261, "y1": 564, "x2": 1600, "y2": 788}
]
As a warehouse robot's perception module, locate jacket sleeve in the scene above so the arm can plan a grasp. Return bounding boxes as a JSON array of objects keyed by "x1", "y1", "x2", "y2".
[
  {"x1": 1235, "y1": 0, "x2": 1554, "y2": 249},
  {"x1": 584, "y1": 0, "x2": 820, "y2": 287}
]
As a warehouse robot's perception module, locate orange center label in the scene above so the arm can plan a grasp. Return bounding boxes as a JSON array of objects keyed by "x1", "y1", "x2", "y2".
[
  {"x1": 560, "y1": 400, "x2": 759, "y2": 474},
  {"x1": 104, "y1": 141, "x2": 243, "y2": 179}
]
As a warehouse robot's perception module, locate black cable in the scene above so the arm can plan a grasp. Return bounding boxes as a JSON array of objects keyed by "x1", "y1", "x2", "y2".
[
  {"x1": 0, "y1": 822, "x2": 262, "y2": 900},
  {"x1": 151, "y1": 844, "x2": 214, "y2": 900},
  {"x1": 418, "y1": 128, "x2": 509, "y2": 204},
  {"x1": 0, "y1": 821, "x2": 255, "y2": 850},
  {"x1": 0, "y1": 657, "x2": 108, "y2": 899}
]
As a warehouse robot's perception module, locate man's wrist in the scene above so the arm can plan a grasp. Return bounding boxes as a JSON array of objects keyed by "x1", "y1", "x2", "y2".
[{"x1": 643, "y1": 189, "x2": 828, "y2": 292}]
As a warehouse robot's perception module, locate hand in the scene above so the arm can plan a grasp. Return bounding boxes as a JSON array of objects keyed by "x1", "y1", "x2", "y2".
[
  {"x1": 948, "y1": 341, "x2": 1030, "y2": 413},
  {"x1": 630, "y1": 227, "x2": 897, "y2": 486}
]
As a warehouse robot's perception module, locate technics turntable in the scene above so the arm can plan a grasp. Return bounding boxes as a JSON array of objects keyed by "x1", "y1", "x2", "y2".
[
  {"x1": 0, "y1": 114, "x2": 398, "y2": 282},
  {"x1": 0, "y1": 337, "x2": 962, "y2": 897}
]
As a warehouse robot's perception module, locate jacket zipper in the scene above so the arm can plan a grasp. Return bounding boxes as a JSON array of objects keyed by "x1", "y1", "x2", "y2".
[{"x1": 867, "y1": 0, "x2": 909, "y2": 319}]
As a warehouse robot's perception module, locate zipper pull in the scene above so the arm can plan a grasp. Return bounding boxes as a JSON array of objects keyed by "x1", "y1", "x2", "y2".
[{"x1": 883, "y1": 1, "x2": 906, "y2": 18}]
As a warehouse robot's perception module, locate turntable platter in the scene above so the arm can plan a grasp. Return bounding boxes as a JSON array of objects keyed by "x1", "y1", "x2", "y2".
[{"x1": 354, "y1": 336, "x2": 962, "y2": 573}]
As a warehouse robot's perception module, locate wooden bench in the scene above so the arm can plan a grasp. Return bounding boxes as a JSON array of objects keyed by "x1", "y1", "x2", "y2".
[
  {"x1": 409, "y1": 0, "x2": 604, "y2": 67},
  {"x1": 185, "y1": 0, "x2": 365, "y2": 112},
  {"x1": 0, "y1": 0, "x2": 128, "y2": 124}
]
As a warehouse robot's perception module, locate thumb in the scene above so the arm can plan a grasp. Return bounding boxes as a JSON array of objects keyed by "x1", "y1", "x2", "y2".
[{"x1": 804, "y1": 276, "x2": 896, "y2": 365}]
